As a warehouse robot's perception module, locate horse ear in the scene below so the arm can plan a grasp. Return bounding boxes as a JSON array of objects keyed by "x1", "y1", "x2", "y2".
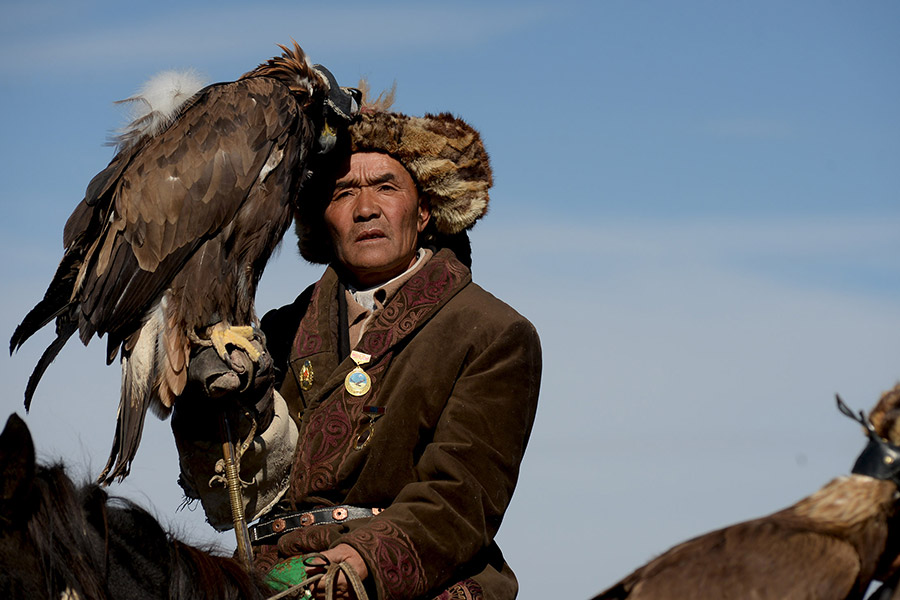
[{"x1": 0, "y1": 413, "x2": 36, "y2": 506}]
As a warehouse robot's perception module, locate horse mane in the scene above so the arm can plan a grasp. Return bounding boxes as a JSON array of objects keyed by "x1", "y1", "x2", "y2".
[
  {"x1": 26, "y1": 462, "x2": 109, "y2": 599},
  {"x1": 13, "y1": 457, "x2": 270, "y2": 599},
  {"x1": 170, "y1": 541, "x2": 271, "y2": 599}
]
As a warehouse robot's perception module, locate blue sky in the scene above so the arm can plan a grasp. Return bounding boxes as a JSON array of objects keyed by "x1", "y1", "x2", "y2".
[{"x1": 1, "y1": 2, "x2": 898, "y2": 598}]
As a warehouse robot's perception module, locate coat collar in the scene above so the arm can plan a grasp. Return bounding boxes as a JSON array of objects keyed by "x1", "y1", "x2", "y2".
[
  {"x1": 355, "y1": 248, "x2": 470, "y2": 357},
  {"x1": 289, "y1": 248, "x2": 471, "y2": 404}
]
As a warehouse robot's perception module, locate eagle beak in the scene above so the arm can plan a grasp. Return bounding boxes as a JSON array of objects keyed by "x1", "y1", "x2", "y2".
[{"x1": 317, "y1": 120, "x2": 338, "y2": 155}]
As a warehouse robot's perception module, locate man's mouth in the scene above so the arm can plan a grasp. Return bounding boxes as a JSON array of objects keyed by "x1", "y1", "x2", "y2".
[{"x1": 356, "y1": 229, "x2": 386, "y2": 242}]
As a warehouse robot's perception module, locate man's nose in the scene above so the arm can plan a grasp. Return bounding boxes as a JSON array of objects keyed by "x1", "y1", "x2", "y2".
[{"x1": 353, "y1": 187, "x2": 381, "y2": 220}]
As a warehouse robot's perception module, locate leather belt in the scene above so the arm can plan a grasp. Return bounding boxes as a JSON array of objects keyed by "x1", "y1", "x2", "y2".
[{"x1": 249, "y1": 505, "x2": 384, "y2": 544}]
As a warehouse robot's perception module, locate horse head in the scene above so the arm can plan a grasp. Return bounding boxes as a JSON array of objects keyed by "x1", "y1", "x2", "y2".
[
  {"x1": 0, "y1": 414, "x2": 272, "y2": 599},
  {"x1": 0, "y1": 414, "x2": 35, "y2": 522},
  {"x1": 0, "y1": 414, "x2": 114, "y2": 598}
]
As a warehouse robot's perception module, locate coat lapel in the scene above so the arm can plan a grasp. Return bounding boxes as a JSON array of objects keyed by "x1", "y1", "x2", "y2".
[
  {"x1": 289, "y1": 249, "x2": 471, "y2": 406},
  {"x1": 356, "y1": 249, "x2": 470, "y2": 358}
]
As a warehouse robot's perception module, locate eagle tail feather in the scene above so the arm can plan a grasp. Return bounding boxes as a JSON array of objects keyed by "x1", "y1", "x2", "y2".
[
  {"x1": 22, "y1": 319, "x2": 78, "y2": 411},
  {"x1": 10, "y1": 299, "x2": 68, "y2": 356},
  {"x1": 99, "y1": 301, "x2": 167, "y2": 483},
  {"x1": 97, "y1": 382, "x2": 152, "y2": 485}
]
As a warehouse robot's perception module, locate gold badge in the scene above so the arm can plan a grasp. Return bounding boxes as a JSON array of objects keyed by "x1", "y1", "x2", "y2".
[
  {"x1": 344, "y1": 351, "x2": 372, "y2": 397},
  {"x1": 299, "y1": 360, "x2": 314, "y2": 391}
]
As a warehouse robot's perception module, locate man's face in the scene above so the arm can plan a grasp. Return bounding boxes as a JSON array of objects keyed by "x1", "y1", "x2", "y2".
[{"x1": 324, "y1": 152, "x2": 430, "y2": 288}]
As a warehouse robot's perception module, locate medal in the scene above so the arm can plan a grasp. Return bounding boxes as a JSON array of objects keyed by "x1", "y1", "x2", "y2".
[
  {"x1": 298, "y1": 360, "x2": 314, "y2": 391},
  {"x1": 344, "y1": 350, "x2": 372, "y2": 397},
  {"x1": 355, "y1": 405, "x2": 386, "y2": 451}
]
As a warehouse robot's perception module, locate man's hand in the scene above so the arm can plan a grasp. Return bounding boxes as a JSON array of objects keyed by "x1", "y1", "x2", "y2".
[
  {"x1": 306, "y1": 543, "x2": 369, "y2": 600},
  {"x1": 172, "y1": 338, "x2": 275, "y2": 443}
]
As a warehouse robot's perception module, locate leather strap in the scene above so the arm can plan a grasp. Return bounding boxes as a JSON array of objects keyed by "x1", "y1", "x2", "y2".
[
  {"x1": 250, "y1": 505, "x2": 383, "y2": 544},
  {"x1": 267, "y1": 553, "x2": 369, "y2": 600}
]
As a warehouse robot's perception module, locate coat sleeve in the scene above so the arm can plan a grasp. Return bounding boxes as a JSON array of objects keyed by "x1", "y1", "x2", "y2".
[
  {"x1": 170, "y1": 293, "x2": 310, "y2": 529},
  {"x1": 171, "y1": 391, "x2": 298, "y2": 529},
  {"x1": 337, "y1": 317, "x2": 542, "y2": 598}
]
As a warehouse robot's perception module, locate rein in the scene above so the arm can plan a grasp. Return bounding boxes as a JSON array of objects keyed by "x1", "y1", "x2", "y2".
[{"x1": 266, "y1": 554, "x2": 368, "y2": 600}]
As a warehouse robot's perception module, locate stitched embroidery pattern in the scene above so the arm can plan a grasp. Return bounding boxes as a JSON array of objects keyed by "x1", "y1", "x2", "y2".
[
  {"x1": 277, "y1": 526, "x2": 335, "y2": 557},
  {"x1": 359, "y1": 255, "x2": 468, "y2": 357},
  {"x1": 432, "y1": 579, "x2": 484, "y2": 600},
  {"x1": 291, "y1": 359, "x2": 388, "y2": 499},
  {"x1": 346, "y1": 519, "x2": 425, "y2": 599},
  {"x1": 404, "y1": 263, "x2": 457, "y2": 309},
  {"x1": 303, "y1": 400, "x2": 354, "y2": 493},
  {"x1": 252, "y1": 544, "x2": 282, "y2": 574},
  {"x1": 294, "y1": 280, "x2": 324, "y2": 356}
]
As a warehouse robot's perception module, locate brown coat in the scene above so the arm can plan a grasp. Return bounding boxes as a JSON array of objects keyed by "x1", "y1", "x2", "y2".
[{"x1": 255, "y1": 248, "x2": 542, "y2": 599}]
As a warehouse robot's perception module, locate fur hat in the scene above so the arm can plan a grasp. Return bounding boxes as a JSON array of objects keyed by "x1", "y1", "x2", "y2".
[{"x1": 295, "y1": 93, "x2": 492, "y2": 264}]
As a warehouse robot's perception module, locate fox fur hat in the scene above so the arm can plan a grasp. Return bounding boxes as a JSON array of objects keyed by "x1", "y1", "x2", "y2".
[{"x1": 296, "y1": 85, "x2": 492, "y2": 265}]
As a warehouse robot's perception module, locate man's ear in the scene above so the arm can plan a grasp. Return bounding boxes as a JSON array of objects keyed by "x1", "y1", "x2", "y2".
[{"x1": 417, "y1": 200, "x2": 431, "y2": 232}]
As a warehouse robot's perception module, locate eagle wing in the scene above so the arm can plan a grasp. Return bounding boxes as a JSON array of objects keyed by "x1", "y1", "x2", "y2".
[
  {"x1": 594, "y1": 519, "x2": 864, "y2": 600},
  {"x1": 81, "y1": 77, "x2": 305, "y2": 352},
  {"x1": 11, "y1": 42, "x2": 358, "y2": 484}
]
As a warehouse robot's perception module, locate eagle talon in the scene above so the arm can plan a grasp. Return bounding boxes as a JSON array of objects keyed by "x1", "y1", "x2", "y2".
[{"x1": 192, "y1": 323, "x2": 262, "y2": 370}]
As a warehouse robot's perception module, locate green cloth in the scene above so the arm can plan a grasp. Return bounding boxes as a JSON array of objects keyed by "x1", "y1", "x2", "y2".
[{"x1": 266, "y1": 555, "x2": 310, "y2": 593}]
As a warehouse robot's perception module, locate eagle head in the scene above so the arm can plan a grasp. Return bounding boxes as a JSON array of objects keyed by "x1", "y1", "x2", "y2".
[
  {"x1": 312, "y1": 64, "x2": 361, "y2": 155},
  {"x1": 242, "y1": 42, "x2": 360, "y2": 155}
]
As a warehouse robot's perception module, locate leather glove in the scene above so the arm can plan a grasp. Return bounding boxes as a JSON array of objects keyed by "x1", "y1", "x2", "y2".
[{"x1": 171, "y1": 336, "x2": 275, "y2": 444}]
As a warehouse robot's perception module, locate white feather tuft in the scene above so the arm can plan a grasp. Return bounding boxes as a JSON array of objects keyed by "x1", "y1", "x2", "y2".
[
  {"x1": 112, "y1": 69, "x2": 208, "y2": 148},
  {"x1": 123, "y1": 301, "x2": 165, "y2": 409}
]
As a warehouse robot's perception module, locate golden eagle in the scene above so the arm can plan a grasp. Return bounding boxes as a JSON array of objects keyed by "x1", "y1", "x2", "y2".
[{"x1": 10, "y1": 42, "x2": 359, "y2": 483}]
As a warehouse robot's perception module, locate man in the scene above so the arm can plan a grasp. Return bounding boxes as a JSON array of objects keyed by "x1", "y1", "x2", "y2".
[{"x1": 172, "y1": 101, "x2": 542, "y2": 599}]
